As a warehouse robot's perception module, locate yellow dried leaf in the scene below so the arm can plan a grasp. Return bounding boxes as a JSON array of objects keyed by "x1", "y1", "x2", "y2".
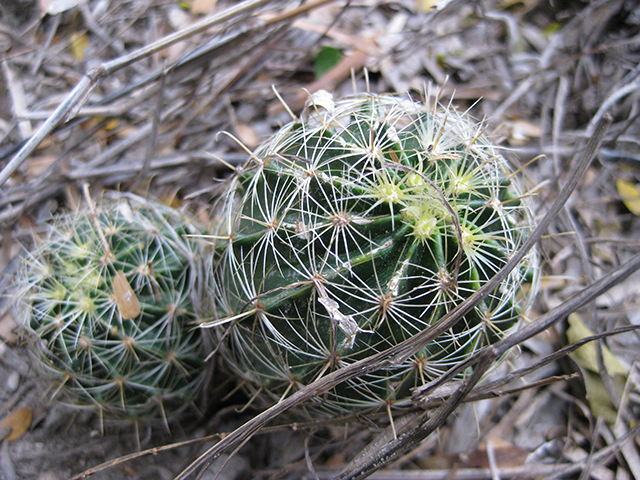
[
  {"x1": 113, "y1": 270, "x2": 141, "y2": 320},
  {"x1": 567, "y1": 314, "x2": 628, "y2": 423},
  {"x1": 567, "y1": 314, "x2": 627, "y2": 376},
  {"x1": 581, "y1": 369, "x2": 620, "y2": 424},
  {"x1": 160, "y1": 189, "x2": 183, "y2": 209},
  {"x1": 70, "y1": 32, "x2": 90, "y2": 61},
  {"x1": 104, "y1": 118, "x2": 120, "y2": 131},
  {"x1": 415, "y1": 0, "x2": 452, "y2": 12},
  {"x1": 616, "y1": 179, "x2": 640, "y2": 216},
  {"x1": 0, "y1": 407, "x2": 32, "y2": 442}
]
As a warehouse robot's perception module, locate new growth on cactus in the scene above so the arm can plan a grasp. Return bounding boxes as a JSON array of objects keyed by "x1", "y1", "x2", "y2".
[
  {"x1": 208, "y1": 92, "x2": 538, "y2": 415},
  {"x1": 18, "y1": 191, "x2": 206, "y2": 423}
]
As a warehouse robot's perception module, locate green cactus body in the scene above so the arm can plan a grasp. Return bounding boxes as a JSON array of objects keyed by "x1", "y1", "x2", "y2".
[
  {"x1": 19, "y1": 192, "x2": 206, "y2": 421},
  {"x1": 210, "y1": 93, "x2": 537, "y2": 414}
]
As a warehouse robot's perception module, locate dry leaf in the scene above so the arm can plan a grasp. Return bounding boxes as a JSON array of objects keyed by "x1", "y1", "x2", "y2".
[
  {"x1": 567, "y1": 314, "x2": 627, "y2": 376},
  {"x1": 26, "y1": 155, "x2": 57, "y2": 178},
  {"x1": 190, "y1": 0, "x2": 217, "y2": 15},
  {"x1": 269, "y1": 50, "x2": 368, "y2": 115},
  {"x1": 104, "y1": 118, "x2": 120, "y2": 131},
  {"x1": 234, "y1": 123, "x2": 261, "y2": 150},
  {"x1": 418, "y1": 437, "x2": 528, "y2": 470},
  {"x1": 0, "y1": 407, "x2": 32, "y2": 442},
  {"x1": 567, "y1": 313, "x2": 628, "y2": 423},
  {"x1": 616, "y1": 179, "x2": 640, "y2": 216},
  {"x1": 0, "y1": 313, "x2": 19, "y2": 344},
  {"x1": 581, "y1": 369, "x2": 621, "y2": 424},
  {"x1": 160, "y1": 189, "x2": 183, "y2": 209},
  {"x1": 564, "y1": 445, "x2": 616, "y2": 480},
  {"x1": 306, "y1": 90, "x2": 335, "y2": 113},
  {"x1": 70, "y1": 32, "x2": 90, "y2": 62},
  {"x1": 416, "y1": 0, "x2": 453, "y2": 12},
  {"x1": 113, "y1": 270, "x2": 141, "y2": 320},
  {"x1": 503, "y1": 119, "x2": 543, "y2": 146},
  {"x1": 41, "y1": 0, "x2": 81, "y2": 15}
]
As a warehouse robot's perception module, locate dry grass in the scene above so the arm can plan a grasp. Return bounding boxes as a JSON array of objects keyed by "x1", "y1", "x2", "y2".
[{"x1": 0, "y1": 0, "x2": 639, "y2": 479}]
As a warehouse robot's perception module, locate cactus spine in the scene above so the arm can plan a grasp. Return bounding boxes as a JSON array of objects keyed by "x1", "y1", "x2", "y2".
[
  {"x1": 208, "y1": 92, "x2": 538, "y2": 414},
  {"x1": 18, "y1": 192, "x2": 206, "y2": 422}
]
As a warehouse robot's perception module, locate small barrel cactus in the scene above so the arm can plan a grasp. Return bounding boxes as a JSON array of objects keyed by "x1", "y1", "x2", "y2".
[
  {"x1": 18, "y1": 192, "x2": 206, "y2": 423},
  {"x1": 208, "y1": 92, "x2": 537, "y2": 415}
]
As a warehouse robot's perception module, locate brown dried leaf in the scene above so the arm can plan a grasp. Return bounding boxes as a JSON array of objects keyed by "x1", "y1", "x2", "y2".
[
  {"x1": 26, "y1": 156, "x2": 57, "y2": 178},
  {"x1": 268, "y1": 49, "x2": 369, "y2": 115},
  {"x1": 234, "y1": 123, "x2": 261, "y2": 151},
  {"x1": 0, "y1": 407, "x2": 32, "y2": 442},
  {"x1": 113, "y1": 270, "x2": 141, "y2": 320},
  {"x1": 190, "y1": 0, "x2": 217, "y2": 15},
  {"x1": 418, "y1": 438, "x2": 528, "y2": 470},
  {"x1": 0, "y1": 313, "x2": 19, "y2": 344}
]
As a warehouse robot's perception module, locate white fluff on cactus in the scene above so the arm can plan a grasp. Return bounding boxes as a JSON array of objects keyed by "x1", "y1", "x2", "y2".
[
  {"x1": 207, "y1": 91, "x2": 538, "y2": 415},
  {"x1": 18, "y1": 191, "x2": 206, "y2": 423}
]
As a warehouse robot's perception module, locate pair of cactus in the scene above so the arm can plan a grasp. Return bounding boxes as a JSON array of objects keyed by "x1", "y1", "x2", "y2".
[{"x1": 18, "y1": 92, "x2": 537, "y2": 420}]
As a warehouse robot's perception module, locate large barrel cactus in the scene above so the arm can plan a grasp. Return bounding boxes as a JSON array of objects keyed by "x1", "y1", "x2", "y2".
[
  {"x1": 18, "y1": 192, "x2": 206, "y2": 422},
  {"x1": 208, "y1": 92, "x2": 537, "y2": 415}
]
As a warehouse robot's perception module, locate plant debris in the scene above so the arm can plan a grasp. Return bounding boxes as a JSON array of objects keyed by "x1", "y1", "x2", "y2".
[{"x1": 1, "y1": 0, "x2": 639, "y2": 479}]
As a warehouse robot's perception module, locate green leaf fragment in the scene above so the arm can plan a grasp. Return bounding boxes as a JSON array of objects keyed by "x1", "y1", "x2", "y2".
[{"x1": 314, "y1": 46, "x2": 343, "y2": 78}]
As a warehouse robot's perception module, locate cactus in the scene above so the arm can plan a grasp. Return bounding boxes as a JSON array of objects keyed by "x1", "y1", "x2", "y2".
[
  {"x1": 208, "y1": 92, "x2": 537, "y2": 415},
  {"x1": 18, "y1": 192, "x2": 206, "y2": 423}
]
